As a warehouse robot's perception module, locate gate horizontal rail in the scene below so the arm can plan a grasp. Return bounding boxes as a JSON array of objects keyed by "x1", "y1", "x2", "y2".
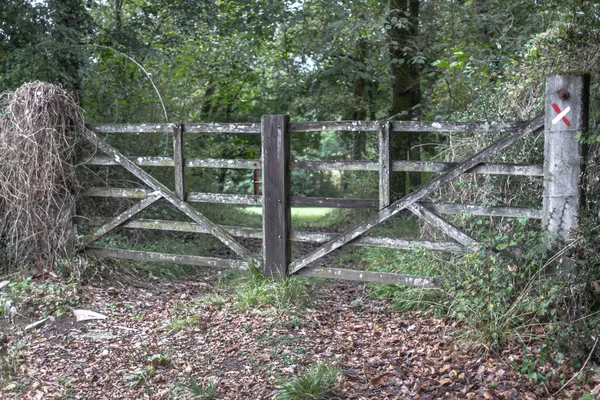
[
  {"x1": 82, "y1": 188, "x2": 541, "y2": 219},
  {"x1": 86, "y1": 247, "x2": 249, "y2": 269},
  {"x1": 83, "y1": 156, "x2": 543, "y2": 176},
  {"x1": 86, "y1": 120, "x2": 522, "y2": 134},
  {"x1": 76, "y1": 217, "x2": 468, "y2": 253}
]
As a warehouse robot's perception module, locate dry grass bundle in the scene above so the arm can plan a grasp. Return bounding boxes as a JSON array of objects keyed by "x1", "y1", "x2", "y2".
[{"x1": 0, "y1": 82, "x2": 82, "y2": 270}]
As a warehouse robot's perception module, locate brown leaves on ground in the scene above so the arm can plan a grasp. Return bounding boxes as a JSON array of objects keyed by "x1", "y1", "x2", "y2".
[{"x1": 0, "y1": 272, "x2": 594, "y2": 399}]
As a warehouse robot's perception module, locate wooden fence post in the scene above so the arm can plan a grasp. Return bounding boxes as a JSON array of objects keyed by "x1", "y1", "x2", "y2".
[
  {"x1": 173, "y1": 123, "x2": 185, "y2": 200},
  {"x1": 261, "y1": 115, "x2": 291, "y2": 278},
  {"x1": 379, "y1": 121, "x2": 391, "y2": 209},
  {"x1": 543, "y1": 73, "x2": 590, "y2": 249}
]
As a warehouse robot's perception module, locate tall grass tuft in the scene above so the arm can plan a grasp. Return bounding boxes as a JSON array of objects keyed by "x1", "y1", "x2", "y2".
[
  {"x1": 278, "y1": 362, "x2": 340, "y2": 400},
  {"x1": 233, "y1": 265, "x2": 313, "y2": 312}
]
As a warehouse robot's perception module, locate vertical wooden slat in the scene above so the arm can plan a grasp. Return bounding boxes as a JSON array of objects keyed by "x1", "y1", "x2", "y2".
[
  {"x1": 542, "y1": 74, "x2": 589, "y2": 249},
  {"x1": 379, "y1": 121, "x2": 391, "y2": 209},
  {"x1": 253, "y1": 169, "x2": 260, "y2": 195},
  {"x1": 261, "y1": 115, "x2": 291, "y2": 279},
  {"x1": 173, "y1": 124, "x2": 185, "y2": 200}
]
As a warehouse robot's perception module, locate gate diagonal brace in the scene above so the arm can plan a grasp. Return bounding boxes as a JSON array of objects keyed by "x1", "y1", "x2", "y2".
[
  {"x1": 407, "y1": 203, "x2": 480, "y2": 253},
  {"x1": 80, "y1": 127, "x2": 259, "y2": 265},
  {"x1": 289, "y1": 114, "x2": 544, "y2": 274},
  {"x1": 79, "y1": 191, "x2": 162, "y2": 249}
]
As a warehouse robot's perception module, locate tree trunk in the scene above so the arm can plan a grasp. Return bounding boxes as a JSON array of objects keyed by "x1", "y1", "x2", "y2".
[
  {"x1": 200, "y1": 82, "x2": 216, "y2": 120},
  {"x1": 352, "y1": 39, "x2": 368, "y2": 160},
  {"x1": 115, "y1": 0, "x2": 123, "y2": 32},
  {"x1": 387, "y1": 0, "x2": 421, "y2": 197},
  {"x1": 475, "y1": 0, "x2": 490, "y2": 44},
  {"x1": 46, "y1": 0, "x2": 92, "y2": 101}
]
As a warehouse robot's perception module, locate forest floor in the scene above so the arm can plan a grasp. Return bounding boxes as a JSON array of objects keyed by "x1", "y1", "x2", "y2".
[{"x1": 0, "y1": 267, "x2": 597, "y2": 400}]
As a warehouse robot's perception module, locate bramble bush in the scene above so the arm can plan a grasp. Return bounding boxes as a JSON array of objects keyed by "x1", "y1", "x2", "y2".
[{"x1": 367, "y1": 214, "x2": 600, "y2": 365}]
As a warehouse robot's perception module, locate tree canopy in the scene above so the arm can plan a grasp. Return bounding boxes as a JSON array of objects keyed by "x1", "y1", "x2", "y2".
[{"x1": 1, "y1": 0, "x2": 598, "y2": 195}]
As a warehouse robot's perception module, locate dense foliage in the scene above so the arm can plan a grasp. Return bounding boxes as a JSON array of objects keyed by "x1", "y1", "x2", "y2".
[
  {"x1": 2, "y1": 0, "x2": 600, "y2": 373},
  {"x1": 2, "y1": 1, "x2": 598, "y2": 198},
  {"x1": 2, "y1": 1, "x2": 598, "y2": 142}
]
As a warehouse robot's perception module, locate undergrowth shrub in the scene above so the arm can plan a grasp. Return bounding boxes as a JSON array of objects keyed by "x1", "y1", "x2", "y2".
[
  {"x1": 368, "y1": 215, "x2": 600, "y2": 365},
  {"x1": 543, "y1": 214, "x2": 600, "y2": 365},
  {"x1": 0, "y1": 341, "x2": 24, "y2": 387},
  {"x1": 1, "y1": 276, "x2": 81, "y2": 318}
]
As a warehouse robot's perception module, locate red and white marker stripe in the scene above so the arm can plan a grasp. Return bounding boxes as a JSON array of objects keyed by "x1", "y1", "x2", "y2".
[{"x1": 551, "y1": 103, "x2": 571, "y2": 126}]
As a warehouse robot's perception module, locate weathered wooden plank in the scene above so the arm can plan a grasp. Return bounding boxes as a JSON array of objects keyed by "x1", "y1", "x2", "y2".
[
  {"x1": 543, "y1": 74, "x2": 589, "y2": 249},
  {"x1": 86, "y1": 123, "x2": 174, "y2": 133},
  {"x1": 78, "y1": 217, "x2": 467, "y2": 253},
  {"x1": 83, "y1": 187, "x2": 153, "y2": 198},
  {"x1": 290, "y1": 121, "x2": 380, "y2": 132},
  {"x1": 290, "y1": 161, "x2": 542, "y2": 176},
  {"x1": 261, "y1": 115, "x2": 291, "y2": 278},
  {"x1": 186, "y1": 192, "x2": 262, "y2": 205},
  {"x1": 290, "y1": 197, "x2": 378, "y2": 209},
  {"x1": 290, "y1": 160, "x2": 378, "y2": 171},
  {"x1": 84, "y1": 156, "x2": 175, "y2": 167},
  {"x1": 183, "y1": 123, "x2": 260, "y2": 134},
  {"x1": 297, "y1": 267, "x2": 437, "y2": 287},
  {"x1": 422, "y1": 202, "x2": 543, "y2": 219},
  {"x1": 407, "y1": 203, "x2": 479, "y2": 252},
  {"x1": 299, "y1": 233, "x2": 467, "y2": 253},
  {"x1": 87, "y1": 122, "x2": 261, "y2": 134},
  {"x1": 79, "y1": 218, "x2": 262, "y2": 238},
  {"x1": 77, "y1": 217, "x2": 466, "y2": 253},
  {"x1": 79, "y1": 191, "x2": 162, "y2": 248},
  {"x1": 82, "y1": 188, "x2": 263, "y2": 206},
  {"x1": 80, "y1": 127, "x2": 258, "y2": 264},
  {"x1": 89, "y1": 120, "x2": 523, "y2": 135},
  {"x1": 289, "y1": 120, "x2": 522, "y2": 133},
  {"x1": 173, "y1": 124, "x2": 185, "y2": 200},
  {"x1": 86, "y1": 247, "x2": 249, "y2": 269},
  {"x1": 390, "y1": 120, "x2": 523, "y2": 134},
  {"x1": 81, "y1": 188, "x2": 542, "y2": 219},
  {"x1": 289, "y1": 114, "x2": 544, "y2": 274},
  {"x1": 379, "y1": 121, "x2": 391, "y2": 209},
  {"x1": 83, "y1": 156, "x2": 261, "y2": 169},
  {"x1": 82, "y1": 156, "x2": 542, "y2": 177},
  {"x1": 80, "y1": 188, "x2": 542, "y2": 219},
  {"x1": 186, "y1": 159, "x2": 261, "y2": 169},
  {"x1": 392, "y1": 161, "x2": 543, "y2": 176}
]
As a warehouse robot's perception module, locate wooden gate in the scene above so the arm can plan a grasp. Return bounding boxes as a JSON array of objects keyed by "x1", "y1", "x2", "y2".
[{"x1": 78, "y1": 74, "x2": 589, "y2": 286}]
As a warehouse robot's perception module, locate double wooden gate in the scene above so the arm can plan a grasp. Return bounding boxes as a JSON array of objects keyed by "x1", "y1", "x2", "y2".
[{"x1": 79, "y1": 74, "x2": 589, "y2": 286}]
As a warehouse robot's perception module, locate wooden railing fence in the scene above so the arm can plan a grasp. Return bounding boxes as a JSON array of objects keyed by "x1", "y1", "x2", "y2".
[{"x1": 78, "y1": 74, "x2": 590, "y2": 285}]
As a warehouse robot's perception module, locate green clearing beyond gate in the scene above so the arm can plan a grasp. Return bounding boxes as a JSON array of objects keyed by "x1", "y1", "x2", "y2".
[{"x1": 78, "y1": 74, "x2": 590, "y2": 286}]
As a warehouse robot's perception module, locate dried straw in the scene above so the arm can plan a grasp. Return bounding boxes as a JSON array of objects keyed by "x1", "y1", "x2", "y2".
[{"x1": 0, "y1": 82, "x2": 82, "y2": 270}]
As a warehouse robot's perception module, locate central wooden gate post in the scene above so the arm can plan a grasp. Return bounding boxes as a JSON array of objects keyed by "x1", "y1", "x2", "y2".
[
  {"x1": 262, "y1": 115, "x2": 291, "y2": 278},
  {"x1": 543, "y1": 73, "x2": 590, "y2": 249}
]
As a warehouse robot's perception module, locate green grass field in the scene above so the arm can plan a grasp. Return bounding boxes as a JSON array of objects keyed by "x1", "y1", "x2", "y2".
[{"x1": 241, "y1": 207, "x2": 335, "y2": 227}]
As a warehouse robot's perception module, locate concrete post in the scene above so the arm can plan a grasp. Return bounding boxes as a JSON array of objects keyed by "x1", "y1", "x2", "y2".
[{"x1": 543, "y1": 73, "x2": 590, "y2": 249}]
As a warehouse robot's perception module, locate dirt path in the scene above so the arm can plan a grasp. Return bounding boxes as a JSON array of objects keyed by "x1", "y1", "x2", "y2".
[{"x1": 0, "y1": 271, "x2": 588, "y2": 399}]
